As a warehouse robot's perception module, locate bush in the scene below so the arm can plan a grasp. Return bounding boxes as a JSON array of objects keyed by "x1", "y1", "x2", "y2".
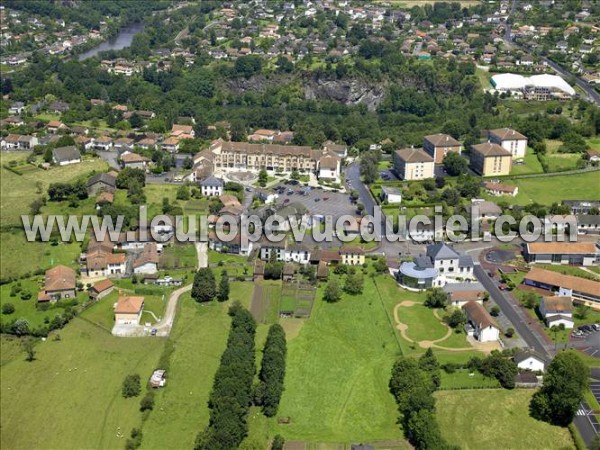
[
  {"x1": 2, "y1": 303, "x2": 15, "y2": 315},
  {"x1": 122, "y1": 374, "x2": 142, "y2": 398},
  {"x1": 505, "y1": 327, "x2": 515, "y2": 338},
  {"x1": 140, "y1": 393, "x2": 155, "y2": 412},
  {"x1": 272, "y1": 435, "x2": 285, "y2": 450},
  {"x1": 490, "y1": 306, "x2": 500, "y2": 317}
]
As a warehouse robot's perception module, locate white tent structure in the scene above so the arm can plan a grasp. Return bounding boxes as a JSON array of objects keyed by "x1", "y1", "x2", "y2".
[{"x1": 491, "y1": 73, "x2": 575, "y2": 99}]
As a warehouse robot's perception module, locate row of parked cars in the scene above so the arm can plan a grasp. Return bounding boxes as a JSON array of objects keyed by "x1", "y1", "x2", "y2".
[{"x1": 572, "y1": 323, "x2": 600, "y2": 338}]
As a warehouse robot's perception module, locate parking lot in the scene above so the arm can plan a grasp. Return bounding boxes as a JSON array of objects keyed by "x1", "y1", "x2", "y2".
[
  {"x1": 272, "y1": 182, "x2": 358, "y2": 218},
  {"x1": 570, "y1": 324, "x2": 600, "y2": 359},
  {"x1": 591, "y1": 382, "x2": 600, "y2": 406}
]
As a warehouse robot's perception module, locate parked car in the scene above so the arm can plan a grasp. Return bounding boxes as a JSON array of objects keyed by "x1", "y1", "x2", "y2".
[
  {"x1": 314, "y1": 198, "x2": 321, "y2": 202},
  {"x1": 151, "y1": 328, "x2": 158, "y2": 336},
  {"x1": 323, "y1": 196, "x2": 329, "y2": 201},
  {"x1": 284, "y1": 198, "x2": 290, "y2": 203}
]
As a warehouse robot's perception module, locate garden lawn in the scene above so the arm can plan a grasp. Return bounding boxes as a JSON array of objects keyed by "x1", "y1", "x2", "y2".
[
  {"x1": 268, "y1": 277, "x2": 403, "y2": 443},
  {"x1": 510, "y1": 147, "x2": 544, "y2": 175},
  {"x1": 507, "y1": 171, "x2": 600, "y2": 206},
  {"x1": 0, "y1": 318, "x2": 164, "y2": 450},
  {"x1": 439, "y1": 369, "x2": 500, "y2": 389},
  {"x1": 159, "y1": 243, "x2": 198, "y2": 269},
  {"x1": 435, "y1": 390, "x2": 574, "y2": 450},
  {"x1": 588, "y1": 137, "x2": 600, "y2": 151},
  {"x1": 140, "y1": 294, "x2": 233, "y2": 449},
  {"x1": 374, "y1": 276, "x2": 485, "y2": 365},
  {"x1": 0, "y1": 277, "x2": 86, "y2": 329}
]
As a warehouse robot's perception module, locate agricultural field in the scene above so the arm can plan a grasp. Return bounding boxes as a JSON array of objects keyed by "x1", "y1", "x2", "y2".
[
  {"x1": 435, "y1": 390, "x2": 574, "y2": 449},
  {"x1": 0, "y1": 318, "x2": 165, "y2": 450}
]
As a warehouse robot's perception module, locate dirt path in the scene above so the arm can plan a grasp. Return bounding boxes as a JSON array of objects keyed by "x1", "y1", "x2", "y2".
[
  {"x1": 392, "y1": 302, "x2": 483, "y2": 352},
  {"x1": 249, "y1": 282, "x2": 265, "y2": 322}
]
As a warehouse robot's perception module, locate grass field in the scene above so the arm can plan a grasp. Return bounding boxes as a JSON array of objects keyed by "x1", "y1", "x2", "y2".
[
  {"x1": 0, "y1": 152, "x2": 108, "y2": 227},
  {"x1": 439, "y1": 370, "x2": 500, "y2": 390},
  {"x1": 510, "y1": 148, "x2": 544, "y2": 175},
  {"x1": 265, "y1": 277, "x2": 403, "y2": 443},
  {"x1": 588, "y1": 137, "x2": 600, "y2": 151},
  {"x1": 507, "y1": 171, "x2": 600, "y2": 206},
  {"x1": 159, "y1": 243, "x2": 198, "y2": 269},
  {"x1": 435, "y1": 390, "x2": 574, "y2": 449},
  {"x1": 140, "y1": 293, "x2": 232, "y2": 449},
  {"x1": 0, "y1": 318, "x2": 165, "y2": 449}
]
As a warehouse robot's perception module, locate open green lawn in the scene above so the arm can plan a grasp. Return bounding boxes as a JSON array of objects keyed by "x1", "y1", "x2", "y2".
[
  {"x1": 588, "y1": 137, "x2": 600, "y2": 151},
  {"x1": 510, "y1": 147, "x2": 544, "y2": 175},
  {"x1": 1, "y1": 152, "x2": 108, "y2": 227},
  {"x1": 435, "y1": 390, "x2": 574, "y2": 449},
  {"x1": 140, "y1": 293, "x2": 232, "y2": 449},
  {"x1": 0, "y1": 231, "x2": 82, "y2": 279},
  {"x1": 0, "y1": 319, "x2": 164, "y2": 450},
  {"x1": 440, "y1": 370, "x2": 500, "y2": 389},
  {"x1": 159, "y1": 243, "x2": 198, "y2": 270},
  {"x1": 374, "y1": 277, "x2": 484, "y2": 365},
  {"x1": 265, "y1": 277, "x2": 403, "y2": 443},
  {"x1": 507, "y1": 171, "x2": 600, "y2": 206}
]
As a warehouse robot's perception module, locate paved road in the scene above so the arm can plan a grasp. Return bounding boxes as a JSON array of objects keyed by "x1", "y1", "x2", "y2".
[
  {"x1": 152, "y1": 283, "x2": 192, "y2": 336},
  {"x1": 473, "y1": 265, "x2": 551, "y2": 357}
]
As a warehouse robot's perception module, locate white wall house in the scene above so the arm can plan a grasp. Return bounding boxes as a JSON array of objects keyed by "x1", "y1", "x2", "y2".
[
  {"x1": 488, "y1": 128, "x2": 528, "y2": 158},
  {"x1": 285, "y1": 245, "x2": 311, "y2": 264},
  {"x1": 463, "y1": 301, "x2": 500, "y2": 343},
  {"x1": 200, "y1": 176, "x2": 224, "y2": 197},
  {"x1": 540, "y1": 296, "x2": 574, "y2": 329},
  {"x1": 514, "y1": 351, "x2": 546, "y2": 372}
]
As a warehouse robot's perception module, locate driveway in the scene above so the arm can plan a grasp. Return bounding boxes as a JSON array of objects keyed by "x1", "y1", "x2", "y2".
[{"x1": 112, "y1": 241, "x2": 201, "y2": 337}]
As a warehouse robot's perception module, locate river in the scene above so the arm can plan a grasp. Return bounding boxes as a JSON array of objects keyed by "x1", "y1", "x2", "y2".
[{"x1": 78, "y1": 23, "x2": 144, "y2": 61}]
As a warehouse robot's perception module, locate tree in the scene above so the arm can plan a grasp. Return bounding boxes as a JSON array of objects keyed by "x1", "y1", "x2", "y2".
[
  {"x1": 258, "y1": 169, "x2": 268, "y2": 187},
  {"x1": 443, "y1": 152, "x2": 468, "y2": 176},
  {"x1": 360, "y1": 150, "x2": 380, "y2": 184},
  {"x1": 419, "y1": 348, "x2": 441, "y2": 388},
  {"x1": 2, "y1": 303, "x2": 15, "y2": 315},
  {"x1": 522, "y1": 292, "x2": 537, "y2": 309},
  {"x1": 140, "y1": 393, "x2": 155, "y2": 411},
  {"x1": 217, "y1": 271, "x2": 230, "y2": 302},
  {"x1": 191, "y1": 268, "x2": 217, "y2": 303},
  {"x1": 176, "y1": 184, "x2": 190, "y2": 201},
  {"x1": 505, "y1": 327, "x2": 515, "y2": 338},
  {"x1": 323, "y1": 278, "x2": 342, "y2": 303},
  {"x1": 272, "y1": 435, "x2": 285, "y2": 450},
  {"x1": 129, "y1": 112, "x2": 143, "y2": 129},
  {"x1": 256, "y1": 324, "x2": 287, "y2": 417},
  {"x1": 479, "y1": 351, "x2": 517, "y2": 389},
  {"x1": 122, "y1": 374, "x2": 141, "y2": 398},
  {"x1": 22, "y1": 337, "x2": 36, "y2": 362},
  {"x1": 490, "y1": 306, "x2": 500, "y2": 317},
  {"x1": 445, "y1": 309, "x2": 466, "y2": 328},
  {"x1": 530, "y1": 350, "x2": 588, "y2": 426},
  {"x1": 575, "y1": 304, "x2": 591, "y2": 320},
  {"x1": 344, "y1": 271, "x2": 364, "y2": 294},
  {"x1": 290, "y1": 169, "x2": 300, "y2": 180},
  {"x1": 424, "y1": 288, "x2": 447, "y2": 308}
]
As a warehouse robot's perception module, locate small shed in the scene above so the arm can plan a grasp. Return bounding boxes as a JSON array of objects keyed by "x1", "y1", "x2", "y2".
[
  {"x1": 149, "y1": 369, "x2": 166, "y2": 388},
  {"x1": 283, "y1": 263, "x2": 295, "y2": 281}
]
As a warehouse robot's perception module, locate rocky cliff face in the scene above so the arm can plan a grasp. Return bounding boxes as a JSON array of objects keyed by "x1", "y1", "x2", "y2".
[
  {"x1": 224, "y1": 74, "x2": 386, "y2": 111},
  {"x1": 303, "y1": 76, "x2": 386, "y2": 111}
]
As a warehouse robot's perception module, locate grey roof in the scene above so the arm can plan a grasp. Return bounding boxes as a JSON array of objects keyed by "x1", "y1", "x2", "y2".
[
  {"x1": 458, "y1": 255, "x2": 474, "y2": 268},
  {"x1": 514, "y1": 350, "x2": 546, "y2": 364},
  {"x1": 200, "y1": 176, "x2": 224, "y2": 187},
  {"x1": 414, "y1": 255, "x2": 434, "y2": 269},
  {"x1": 443, "y1": 282, "x2": 485, "y2": 293},
  {"x1": 52, "y1": 146, "x2": 80, "y2": 162},
  {"x1": 577, "y1": 215, "x2": 600, "y2": 225},
  {"x1": 399, "y1": 261, "x2": 438, "y2": 279},
  {"x1": 381, "y1": 186, "x2": 402, "y2": 196},
  {"x1": 87, "y1": 173, "x2": 116, "y2": 188},
  {"x1": 426, "y1": 243, "x2": 459, "y2": 260}
]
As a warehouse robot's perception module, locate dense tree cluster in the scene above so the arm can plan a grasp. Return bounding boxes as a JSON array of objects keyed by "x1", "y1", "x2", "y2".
[
  {"x1": 191, "y1": 268, "x2": 217, "y2": 303},
  {"x1": 530, "y1": 350, "x2": 588, "y2": 426},
  {"x1": 255, "y1": 324, "x2": 287, "y2": 417},
  {"x1": 467, "y1": 351, "x2": 518, "y2": 389},
  {"x1": 389, "y1": 352, "x2": 457, "y2": 450},
  {"x1": 195, "y1": 303, "x2": 256, "y2": 450},
  {"x1": 47, "y1": 181, "x2": 87, "y2": 202}
]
